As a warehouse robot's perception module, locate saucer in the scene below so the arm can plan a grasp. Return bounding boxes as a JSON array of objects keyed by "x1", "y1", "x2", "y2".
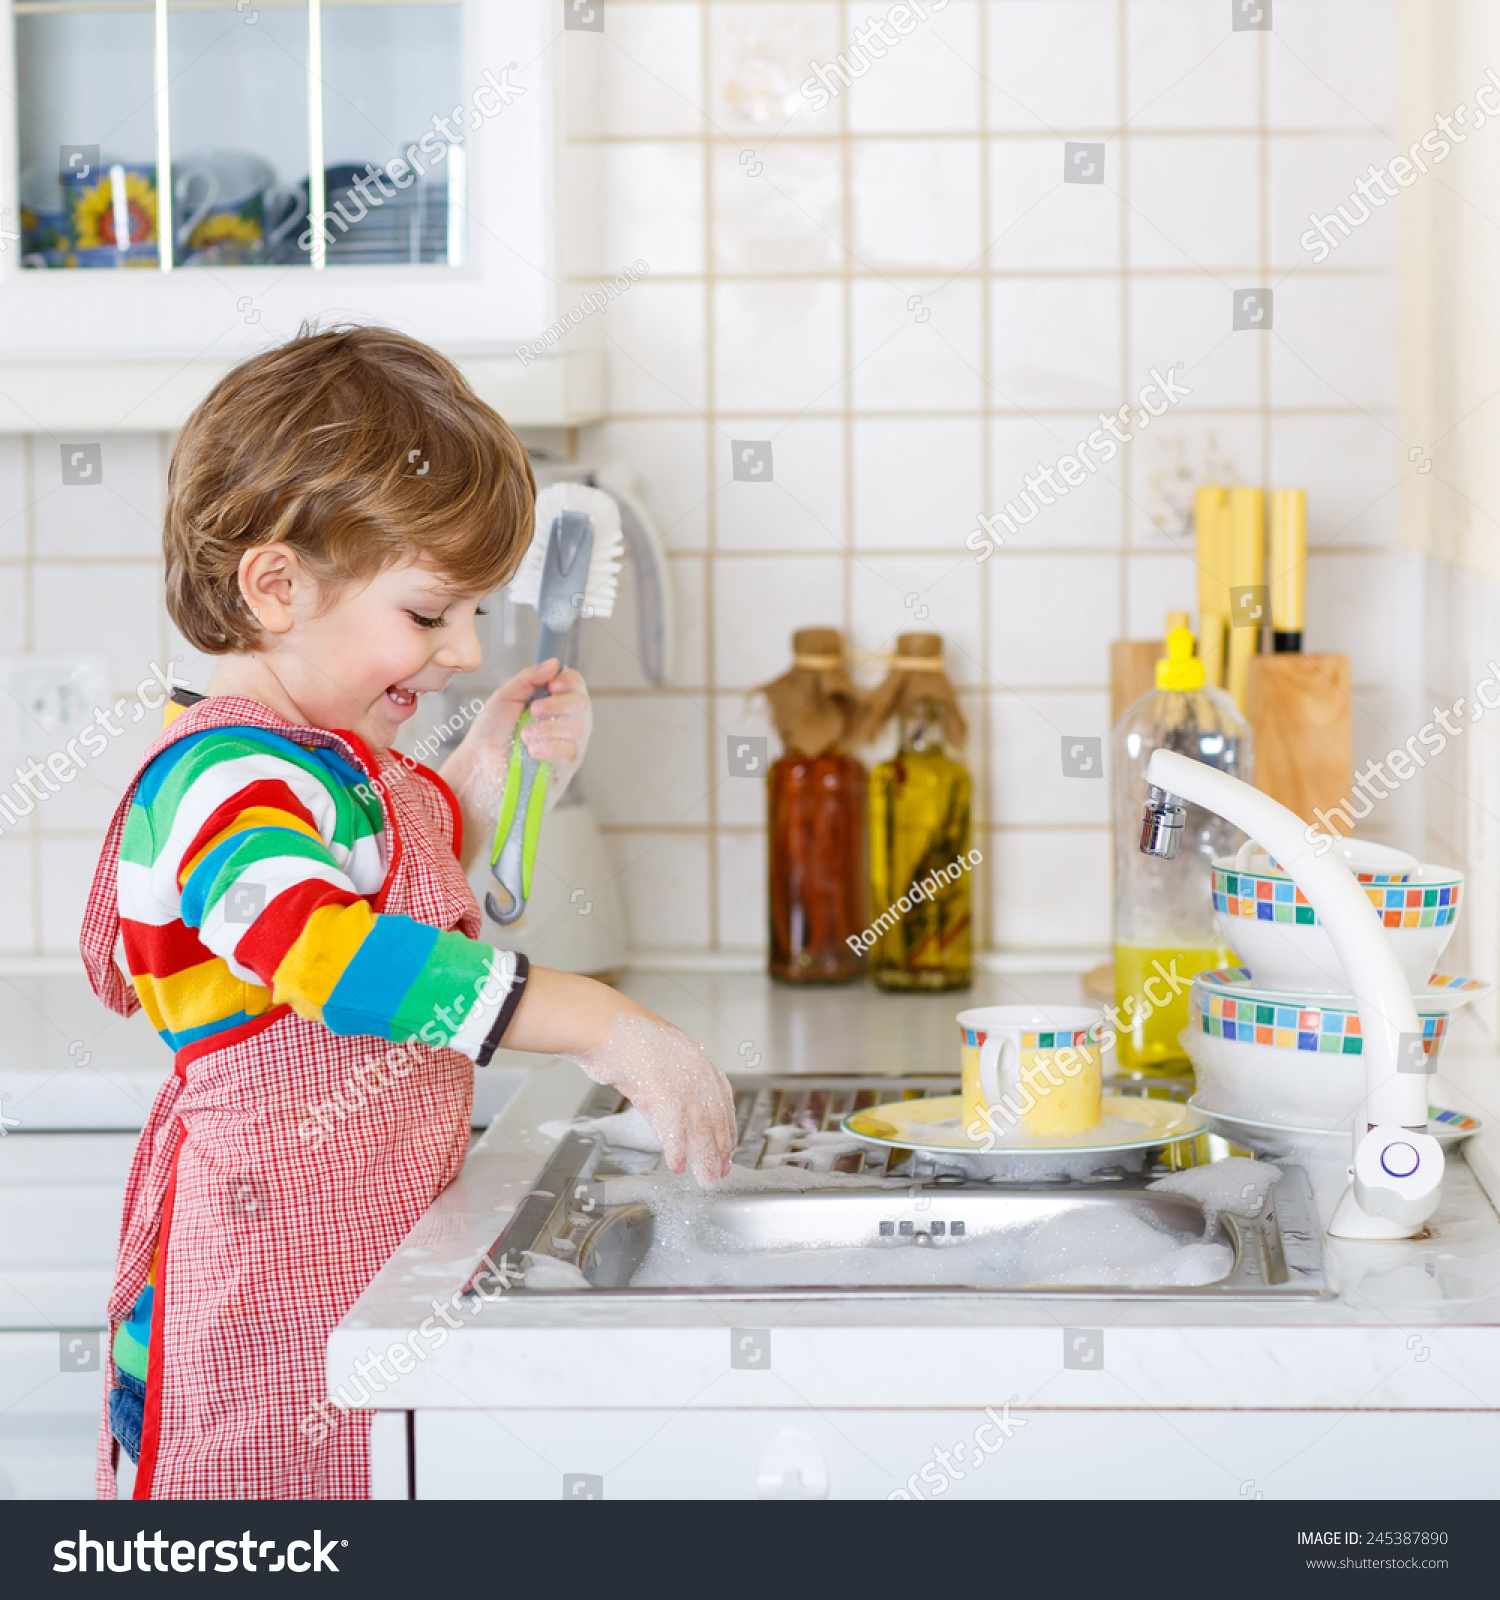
[
  {"x1": 843, "y1": 1094, "x2": 1206, "y2": 1157},
  {"x1": 1189, "y1": 1097, "x2": 1481, "y2": 1148},
  {"x1": 1195, "y1": 968, "x2": 1492, "y2": 1016}
]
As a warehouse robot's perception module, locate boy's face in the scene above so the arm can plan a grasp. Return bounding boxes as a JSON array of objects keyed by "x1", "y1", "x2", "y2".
[{"x1": 273, "y1": 558, "x2": 486, "y2": 753}]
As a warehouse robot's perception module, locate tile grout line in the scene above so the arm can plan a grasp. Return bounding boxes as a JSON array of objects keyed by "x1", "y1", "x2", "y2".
[
  {"x1": 158, "y1": 432, "x2": 171, "y2": 678},
  {"x1": 977, "y1": 0, "x2": 993, "y2": 948},
  {"x1": 23, "y1": 436, "x2": 40, "y2": 954},
  {"x1": 1117, "y1": 0, "x2": 1131, "y2": 649},
  {"x1": 701, "y1": 0, "x2": 720, "y2": 954},
  {"x1": 567, "y1": 266, "x2": 1394, "y2": 282},
  {"x1": 839, "y1": 0, "x2": 853, "y2": 700},
  {"x1": 1260, "y1": 17, "x2": 1272, "y2": 495},
  {"x1": 574, "y1": 127, "x2": 1398, "y2": 144}
]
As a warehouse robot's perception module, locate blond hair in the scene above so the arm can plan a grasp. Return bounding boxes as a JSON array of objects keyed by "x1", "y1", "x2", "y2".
[{"x1": 165, "y1": 324, "x2": 535, "y2": 652}]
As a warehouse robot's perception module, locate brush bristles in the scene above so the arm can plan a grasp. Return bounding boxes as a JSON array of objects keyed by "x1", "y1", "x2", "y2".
[{"x1": 508, "y1": 483, "x2": 624, "y2": 618}]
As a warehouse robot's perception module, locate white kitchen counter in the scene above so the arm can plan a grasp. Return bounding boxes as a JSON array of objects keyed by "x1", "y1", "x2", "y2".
[
  {"x1": 331, "y1": 970, "x2": 1500, "y2": 1499},
  {"x1": 0, "y1": 972, "x2": 526, "y2": 1131}
]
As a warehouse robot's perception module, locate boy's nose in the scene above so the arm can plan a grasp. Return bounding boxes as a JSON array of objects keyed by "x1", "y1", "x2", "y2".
[{"x1": 435, "y1": 617, "x2": 483, "y2": 675}]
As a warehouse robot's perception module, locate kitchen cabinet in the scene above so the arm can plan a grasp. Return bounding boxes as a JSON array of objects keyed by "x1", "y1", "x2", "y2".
[
  {"x1": 0, "y1": 0, "x2": 601, "y2": 430},
  {"x1": 385, "y1": 1406, "x2": 1500, "y2": 1500},
  {"x1": 0, "y1": 1134, "x2": 136, "y2": 1499}
]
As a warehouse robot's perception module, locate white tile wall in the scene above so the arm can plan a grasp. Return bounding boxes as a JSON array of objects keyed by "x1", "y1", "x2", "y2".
[
  {"x1": 574, "y1": 0, "x2": 1409, "y2": 958},
  {"x1": 0, "y1": 433, "x2": 182, "y2": 957},
  {"x1": 1421, "y1": 562, "x2": 1500, "y2": 1031},
  {"x1": 0, "y1": 1, "x2": 1416, "y2": 965}
]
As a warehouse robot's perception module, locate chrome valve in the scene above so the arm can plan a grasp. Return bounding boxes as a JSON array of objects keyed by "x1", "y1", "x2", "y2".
[{"x1": 1138, "y1": 785, "x2": 1186, "y2": 859}]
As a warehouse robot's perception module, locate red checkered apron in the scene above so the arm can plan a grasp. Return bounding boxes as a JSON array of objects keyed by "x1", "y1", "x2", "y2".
[{"x1": 80, "y1": 695, "x2": 483, "y2": 1500}]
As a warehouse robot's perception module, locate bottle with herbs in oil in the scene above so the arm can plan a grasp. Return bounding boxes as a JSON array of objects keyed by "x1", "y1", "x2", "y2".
[{"x1": 864, "y1": 634, "x2": 972, "y2": 991}]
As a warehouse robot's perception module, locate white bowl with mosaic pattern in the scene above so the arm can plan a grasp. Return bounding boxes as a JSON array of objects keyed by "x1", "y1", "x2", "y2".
[
  {"x1": 1183, "y1": 968, "x2": 1489, "y2": 1127},
  {"x1": 1211, "y1": 858, "x2": 1463, "y2": 993}
]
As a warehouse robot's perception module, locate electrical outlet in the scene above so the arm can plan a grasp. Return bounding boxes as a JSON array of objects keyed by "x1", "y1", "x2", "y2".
[{"x1": 0, "y1": 656, "x2": 110, "y2": 756}]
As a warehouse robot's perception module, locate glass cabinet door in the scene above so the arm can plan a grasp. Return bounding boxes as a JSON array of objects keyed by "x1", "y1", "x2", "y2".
[{"x1": 15, "y1": 0, "x2": 463, "y2": 271}]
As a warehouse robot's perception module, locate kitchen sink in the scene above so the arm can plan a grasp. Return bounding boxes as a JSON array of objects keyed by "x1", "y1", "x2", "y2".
[{"x1": 464, "y1": 1079, "x2": 1333, "y2": 1301}]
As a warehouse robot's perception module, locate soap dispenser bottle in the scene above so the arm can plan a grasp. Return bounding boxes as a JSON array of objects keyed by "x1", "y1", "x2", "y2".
[{"x1": 1111, "y1": 615, "x2": 1251, "y2": 1076}]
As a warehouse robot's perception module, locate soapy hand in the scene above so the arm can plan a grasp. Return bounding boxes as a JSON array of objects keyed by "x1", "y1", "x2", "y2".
[
  {"x1": 519, "y1": 661, "x2": 593, "y2": 803},
  {"x1": 443, "y1": 661, "x2": 593, "y2": 832},
  {"x1": 569, "y1": 1013, "x2": 737, "y2": 1188}
]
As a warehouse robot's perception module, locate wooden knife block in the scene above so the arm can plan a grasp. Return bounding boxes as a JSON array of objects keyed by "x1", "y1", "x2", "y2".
[
  {"x1": 1246, "y1": 654, "x2": 1353, "y2": 830},
  {"x1": 1110, "y1": 641, "x2": 1160, "y2": 724}
]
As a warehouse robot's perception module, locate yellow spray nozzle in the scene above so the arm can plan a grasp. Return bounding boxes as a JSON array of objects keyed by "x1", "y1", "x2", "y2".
[{"x1": 1156, "y1": 624, "x2": 1205, "y2": 691}]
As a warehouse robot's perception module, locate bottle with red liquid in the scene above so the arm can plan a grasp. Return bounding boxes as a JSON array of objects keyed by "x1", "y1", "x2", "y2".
[{"x1": 760, "y1": 628, "x2": 867, "y2": 984}]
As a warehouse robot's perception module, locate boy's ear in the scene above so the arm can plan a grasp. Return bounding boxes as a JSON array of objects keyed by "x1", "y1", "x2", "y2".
[{"x1": 238, "y1": 544, "x2": 306, "y2": 636}]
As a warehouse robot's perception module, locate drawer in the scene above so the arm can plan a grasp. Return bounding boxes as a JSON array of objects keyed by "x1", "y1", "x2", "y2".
[
  {"x1": 0, "y1": 1332, "x2": 106, "y2": 1500},
  {"x1": 407, "y1": 1407, "x2": 1500, "y2": 1499},
  {"x1": 0, "y1": 1134, "x2": 134, "y2": 1329}
]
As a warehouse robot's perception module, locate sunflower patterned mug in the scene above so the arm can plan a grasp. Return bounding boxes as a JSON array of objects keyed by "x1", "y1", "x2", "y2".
[
  {"x1": 957, "y1": 1004, "x2": 1104, "y2": 1141},
  {"x1": 60, "y1": 160, "x2": 160, "y2": 266}
]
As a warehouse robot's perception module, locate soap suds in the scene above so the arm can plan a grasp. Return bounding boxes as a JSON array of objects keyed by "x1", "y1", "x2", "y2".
[
  {"x1": 562, "y1": 1166, "x2": 1234, "y2": 1292},
  {"x1": 539, "y1": 1105, "x2": 662, "y2": 1152},
  {"x1": 565, "y1": 1013, "x2": 737, "y2": 1188},
  {"x1": 520, "y1": 1252, "x2": 592, "y2": 1290},
  {"x1": 1148, "y1": 1156, "x2": 1281, "y2": 1230}
]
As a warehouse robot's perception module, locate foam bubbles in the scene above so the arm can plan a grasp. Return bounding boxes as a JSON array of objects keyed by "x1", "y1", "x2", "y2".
[
  {"x1": 1148, "y1": 1156, "x2": 1281, "y2": 1231},
  {"x1": 582, "y1": 1166, "x2": 1235, "y2": 1291}
]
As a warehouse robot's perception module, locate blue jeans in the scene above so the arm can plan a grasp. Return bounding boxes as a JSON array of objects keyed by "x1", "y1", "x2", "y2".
[{"x1": 109, "y1": 1371, "x2": 146, "y2": 1464}]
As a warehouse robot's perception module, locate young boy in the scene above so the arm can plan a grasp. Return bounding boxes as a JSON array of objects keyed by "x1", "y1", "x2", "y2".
[{"x1": 80, "y1": 325, "x2": 736, "y2": 1500}]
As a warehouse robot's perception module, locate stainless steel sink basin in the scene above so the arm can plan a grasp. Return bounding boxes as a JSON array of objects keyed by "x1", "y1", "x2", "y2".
[{"x1": 465, "y1": 1080, "x2": 1332, "y2": 1301}]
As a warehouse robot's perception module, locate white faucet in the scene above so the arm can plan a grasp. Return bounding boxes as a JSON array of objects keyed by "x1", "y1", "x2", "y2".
[{"x1": 1140, "y1": 749, "x2": 1444, "y2": 1240}]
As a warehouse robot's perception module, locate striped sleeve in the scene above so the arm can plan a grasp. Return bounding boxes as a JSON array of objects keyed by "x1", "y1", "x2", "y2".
[{"x1": 129, "y1": 729, "x2": 527, "y2": 1064}]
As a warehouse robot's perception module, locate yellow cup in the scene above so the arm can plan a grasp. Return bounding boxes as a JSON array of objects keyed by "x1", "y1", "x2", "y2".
[{"x1": 957, "y1": 1005, "x2": 1104, "y2": 1143}]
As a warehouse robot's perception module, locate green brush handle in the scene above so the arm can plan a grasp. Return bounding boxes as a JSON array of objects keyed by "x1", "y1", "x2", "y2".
[{"x1": 486, "y1": 708, "x2": 549, "y2": 926}]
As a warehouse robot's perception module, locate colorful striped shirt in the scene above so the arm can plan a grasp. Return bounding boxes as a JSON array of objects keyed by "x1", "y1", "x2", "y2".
[{"x1": 117, "y1": 719, "x2": 527, "y2": 1065}]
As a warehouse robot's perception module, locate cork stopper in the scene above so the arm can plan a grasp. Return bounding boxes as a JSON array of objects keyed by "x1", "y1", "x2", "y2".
[
  {"x1": 791, "y1": 627, "x2": 846, "y2": 671},
  {"x1": 894, "y1": 633, "x2": 944, "y2": 663}
]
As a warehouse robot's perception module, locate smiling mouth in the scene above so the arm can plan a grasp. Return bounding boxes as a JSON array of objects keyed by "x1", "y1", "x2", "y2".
[{"x1": 385, "y1": 686, "x2": 418, "y2": 708}]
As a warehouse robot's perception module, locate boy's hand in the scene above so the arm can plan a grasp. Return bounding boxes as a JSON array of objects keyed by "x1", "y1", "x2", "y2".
[
  {"x1": 575, "y1": 1015, "x2": 738, "y2": 1188},
  {"x1": 500, "y1": 973, "x2": 738, "y2": 1188},
  {"x1": 442, "y1": 661, "x2": 593, "y2": 865},
  {"x1": 513, "y1": 660, "x2": 592, "y2": 800},
  {"x1": 467, "y1": 659, "x2": 592, "y2": 801}
]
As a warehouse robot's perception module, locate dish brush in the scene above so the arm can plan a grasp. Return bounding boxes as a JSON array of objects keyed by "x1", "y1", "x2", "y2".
[{"x1": 487, "y1": 482, "x2": 623, "y2": 926}]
